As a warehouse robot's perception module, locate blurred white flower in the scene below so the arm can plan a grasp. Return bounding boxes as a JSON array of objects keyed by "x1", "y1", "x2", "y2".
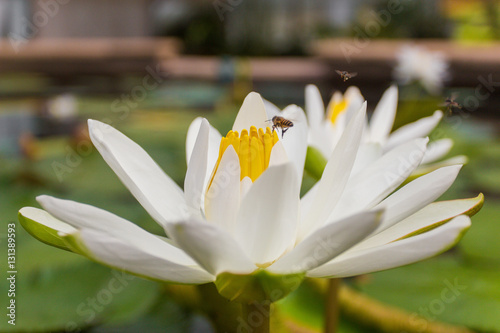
[
  {"x1": 19, "y1": 92, "x2": 481, "y2": 303},
  {"x1": 294, "y1": 84, "x2": 466, "y2": 175},
  {"x1": 47, "y1": 93, "x2": 78, "y2": 120},
  {"x1": 393, "y1": 45, "x2": 449, "y2": 94}
]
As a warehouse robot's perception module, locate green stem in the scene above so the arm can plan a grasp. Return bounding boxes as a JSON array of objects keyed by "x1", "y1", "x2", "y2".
[
  {"x1": 196, "y1": 283, "x2": 240, "y2": 332},
  {"x1": 324, "y1": 278, "x2": 341, "y2": 333},
  {"x1": 310, "y1": 279, "x2": 474, "y2": 333},
  {"x1": 240, "y1": 301, "x2": 271, "y2": 333}
]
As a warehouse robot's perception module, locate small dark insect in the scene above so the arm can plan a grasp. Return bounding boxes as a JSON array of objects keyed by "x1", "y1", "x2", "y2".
[
  {"x1": 335, "y1": 70, "x2": 358, "y2": 82},
  {"x1": 266, "y1": 116, "x2": 294, "y2": 139},
  {"x1": 441, "y1": 93, "x2": 462, "y2": 114}
]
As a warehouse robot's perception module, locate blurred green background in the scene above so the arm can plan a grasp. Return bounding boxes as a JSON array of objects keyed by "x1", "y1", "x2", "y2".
[{"x1": 1, "y1": 0, "x2": 500, "y2": 332}]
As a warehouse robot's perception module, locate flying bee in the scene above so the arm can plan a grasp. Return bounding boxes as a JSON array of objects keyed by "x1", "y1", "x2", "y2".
[
  {"x1": 335, "y1": 70, "x2": 357, "y2": 82},
  {"x1": 266, "y1": 116, "x2": 294, "y2": 138},
  {"x1": 441, "y1": 93, "x2": 462, "y2": 114}
]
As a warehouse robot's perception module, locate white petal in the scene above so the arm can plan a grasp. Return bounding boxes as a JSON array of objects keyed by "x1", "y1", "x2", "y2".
[
  {"x1": 372, "y1": 165, "x2": 462, "y2": 233},
  {"x1": 88, "y1": 119, "x2": 187, "y2": 226},
  {"x1": 234, "y1": 163, "x2": 300, "y2": 264},
  {"x1": 38, "y1": 195, "x2": 138, "y2": 233},
  {"x1": 77, "y1": 229, "x2": 214, "y2": 284},
  {"x1": 37, "y1": 195, "x2": 197, "y2": 266},
  {"x1": 20, "y1": 206, "x2": 77, "y2": 234},
  {"x1": 204, "y1": 146, "x2": 240, "y2": 233},
  {"x1": 421, "y1": 138, "x2": 453, "y2": 164},
  {"x1": 184, "y1": 119, "x2": 209, "y2": 215},
  {"x1": 342, "y1": 86, "x2": 365, "y2": 126},
  {"x1": 305, "y1": 84, "x2": 325, "y2": 127},
  {"x1": 308, "y1": 123, "x2": 334, "y2": 157},
  {"x1": 232, "y1": 92, "x2": 269, "y2": 132},
  {"x1": 268, "y1": 140, "x2": 289, "y2": 166},
  {"x1": 240, "y1": 176, "x2": 253, "y2": 199},
  {"x1": 328, "y1": 91, "x2": 343, "y2": 108},
  {"x1": 415, "y1": 155, "x2": 468, "y2": 176},
  {"x1": 299, "y1": 183, "x2": 318, "y2": 222},
  {"x1": 185, "y1": 117, "x2": 222, "y2": 190},
  {"x1": 307, "y1": 215, "x2": 471, "y2": 278},
  {"x1": 263, "y1": 99, "x2": 281, "y2": 118},
  {"x1": 298, "y1": 103, "x2": 366, "y2": 240},
  {"x1": 325, "y1": 89, "x2": 363, "y2": 148},
  {"x1": 186, "y1": 117, "x2": 202, "y2": 165},
  {"x1": 369, "y1": 85, "x2": 398, "y2": 144},
  {"x1": 279, "y1": 105, "x2": 308, "y2": 181},
  {"x1": 186, "y1": 118, "x2": 222, "y2": 166},
  {"x1": 350, "y1": 142, "x2": 383, "y2": 176},
  {"x1": 166, "y1": 219, "x2": 256, "y2": 275},
  {"x1": 348, "y1": 194, "x2": 483, "y2": 253},
  {"x1": 330, "y1": 138, "x2": 428, "y2": 220},
  {"x1": 385, "y1": 111, "x2": 443, "y2": 151},
  {"x1": 269, "y1": 210, "x2": 381, "y2": 275},
  {"x1": 19, "y1": 207, "x2": 78, "y2": 252}
]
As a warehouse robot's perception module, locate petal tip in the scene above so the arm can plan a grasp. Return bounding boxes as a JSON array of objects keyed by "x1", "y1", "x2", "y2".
[
  {"x1": 87, "y1": 119, "x2": 109, "y2": 141},
  {"x1": 453, "y1": 215, "x2": 472, "y2": 229},
  {"x1": 476, "y1": 192, "x2": 485, "y2": 205},
  {"x1": 57, "y1": 230, "x2": 74, "y2": 237},
  {"x1": 87, "y1": 118, "x2": 102, "y2": 130},
  {"x1": 200, "y1": 117, "x2": 209, "y2": 125},
  {"x1": 18, "y1": 206, "x2": 31, "y2": 215},
  {"x1": 433, "y1": 110, "x2": 444, "y2": 119},
  {"x1": 245, "y1": 91, "x2": 263, "y2": 101},
  {"x1": 36, "y1": 194, "x2": 50, "y2": 204},
  {"x1": 305, "y1": 84, "x2": 319, "y2": 94}
]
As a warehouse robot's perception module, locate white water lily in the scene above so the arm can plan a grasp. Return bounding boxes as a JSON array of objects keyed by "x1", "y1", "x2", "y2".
[
  {"x1": 19, "y1": 92, "x2": 481, "y2": 303},
  {"x1": 296, "y1": 84, "x2": 467, "y2": 176},
  {"x1": 393, "y1": 45, "x2": 449, "y2": 94}
]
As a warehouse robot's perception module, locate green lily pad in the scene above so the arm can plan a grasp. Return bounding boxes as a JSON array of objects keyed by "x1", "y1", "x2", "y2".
[
  {"x1": 88, "y1": 296, "x2": 202, "y2": 333},
  {"x1": 0, "y1": 261, "x2": 160, "y2": 332},
  {"x1": 357, "y1": 256, "x2": 500, "y2": 332},
  {"x1": 0, "y1": 224, "x2": 160, "y2": 332}
]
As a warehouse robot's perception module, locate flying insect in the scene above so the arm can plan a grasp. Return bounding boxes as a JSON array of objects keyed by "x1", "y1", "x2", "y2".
[
  {"x1": 335, "y1": 70, "x2": 357, "y2": 82},
  {"x1": 442, "y1": 94, "x2": 462, "y2": 114},
  {"x1": 266, "y1": 116, "x2": 294, "y2": 138}
]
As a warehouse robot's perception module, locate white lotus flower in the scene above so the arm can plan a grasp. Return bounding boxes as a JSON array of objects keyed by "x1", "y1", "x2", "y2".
[
  {"x1": 393, "y1": 45, "x2": 449, "y2": 94},
  {"x1": 296, "y1": 84, "x2": 467, "y2": 176},
  {"x1": 19, "y1": 92, "x2": 481, "y2": 303}
]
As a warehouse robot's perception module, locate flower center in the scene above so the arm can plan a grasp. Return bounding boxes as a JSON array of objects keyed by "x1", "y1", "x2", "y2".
[
  {"x1": 211, "y1": 126, "x2": 279, "y2": 184},
  {"x1": 328, "y1": 98, "x2": 348, "y2": 124}
]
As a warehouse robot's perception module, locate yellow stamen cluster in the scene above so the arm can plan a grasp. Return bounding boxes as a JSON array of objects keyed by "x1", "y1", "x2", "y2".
[
  {"x1": 329, "y1": 98, "x2": 348, "y2": 124},
  {"x1": 213, "y1": 126, "x2": 279, "y2": 183}
]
